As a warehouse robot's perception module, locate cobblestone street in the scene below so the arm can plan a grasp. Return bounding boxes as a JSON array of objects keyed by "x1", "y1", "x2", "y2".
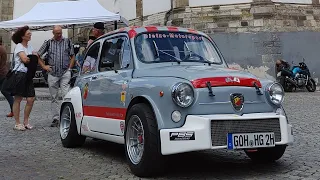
[{"x1": 0, "y1": 92, "x2": 319, "y2": 180}]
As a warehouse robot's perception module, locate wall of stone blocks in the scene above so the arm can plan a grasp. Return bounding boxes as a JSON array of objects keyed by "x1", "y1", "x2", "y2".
[
  {"x1": 69, "y1": 1, "x2": 320, "y2": 83},
  {"x1": 0, "y1": 0, "x2": 14, "y2": 58},
  {"x1": 126, "y1": 2, "x2": 320, "y2": 82}
]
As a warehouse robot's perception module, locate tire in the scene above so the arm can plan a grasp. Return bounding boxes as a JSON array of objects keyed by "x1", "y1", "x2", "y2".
[
  {"x1": 245, "y1": 145, "x2": 286, "y2": 163},
  {"x1": 60, "y1": 103, "x2": 86, "y2": 148},
  {"x1": 306, "y1": 79, "x2": 316, "y2": 92},
  {"x1": 124, "y1": 103, "x2": 165, "y2": 177},
  {"x1": 278, "y1": 76, "x2": 293, "y2": 92}
]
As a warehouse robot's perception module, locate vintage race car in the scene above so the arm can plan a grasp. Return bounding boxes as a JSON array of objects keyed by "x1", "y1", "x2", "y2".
[{"x1": 59, "y1": 26, "x2": 294, "y2": 177}]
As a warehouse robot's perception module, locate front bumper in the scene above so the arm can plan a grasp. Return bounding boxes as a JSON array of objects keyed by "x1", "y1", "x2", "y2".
[{"x1": 160, "y1": 113, "x2": 294, "y2": 155}]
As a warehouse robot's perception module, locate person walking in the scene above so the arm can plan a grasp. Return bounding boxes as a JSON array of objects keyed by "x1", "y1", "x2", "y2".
[
  {"x1": 37, "y1": 25, "x2": 75, "y2": 127},
  {"x1": 9, "y1": 26, "x2": 50, "y2": 130},
  {"x1": 0, "y1": 39, "x2": 14, "y2": 117}
]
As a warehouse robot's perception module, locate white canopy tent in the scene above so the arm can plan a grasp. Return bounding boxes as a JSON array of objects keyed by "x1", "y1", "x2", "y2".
[{"x1": 0, "y1": 0, "x2": 129, "y2": 31}]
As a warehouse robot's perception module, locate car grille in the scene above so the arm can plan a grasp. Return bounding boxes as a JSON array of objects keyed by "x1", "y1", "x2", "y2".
[{"x1": 211, "y1": 118, "x2": 281, "y2": 146}]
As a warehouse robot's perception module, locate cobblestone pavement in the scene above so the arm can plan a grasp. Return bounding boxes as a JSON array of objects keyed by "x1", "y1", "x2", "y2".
[{"x1": 0, "y1": 92, "x2": 319, "y2": 180}]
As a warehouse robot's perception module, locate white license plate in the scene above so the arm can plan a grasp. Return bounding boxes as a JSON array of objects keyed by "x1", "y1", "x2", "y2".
[{"x1": 227, "y1": 132, "x2": 275, "y2": 150}]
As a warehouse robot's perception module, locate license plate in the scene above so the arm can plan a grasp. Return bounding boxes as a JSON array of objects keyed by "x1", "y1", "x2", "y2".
[{"x1": 227, "y1": 132, "x2": 275, "y2": 150}]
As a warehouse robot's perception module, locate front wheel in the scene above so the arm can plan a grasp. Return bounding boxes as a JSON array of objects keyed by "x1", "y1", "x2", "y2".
[
  {"x1": 245, "y1": 145, "x2": 287, "y2": 163},
  {"x1": 277, "y1": 76, "x2": 293, "y2": 92},
  {"x1": 124, "y1": 103, "x2": 165, "y2": 177},
  {"x1": 306, "y1": 79, "x2": 316, "y2": 92},
  {"x1": 60, "y1": 103, "x2": 86, "y2": 148}
]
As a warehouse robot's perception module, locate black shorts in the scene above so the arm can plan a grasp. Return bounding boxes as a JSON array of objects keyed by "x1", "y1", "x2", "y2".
[{"x1": 12, "y1": 71, "x2": 35, "y2": 98}]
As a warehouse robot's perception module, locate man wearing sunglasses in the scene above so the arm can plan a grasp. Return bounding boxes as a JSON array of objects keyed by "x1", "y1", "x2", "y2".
[{"x1": 86, "y1": 22, "x2": 105, "y2": 48}]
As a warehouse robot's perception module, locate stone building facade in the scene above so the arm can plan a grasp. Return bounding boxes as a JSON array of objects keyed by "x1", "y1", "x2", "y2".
[
  {"x1": 73, "y1": 0, "x2": 320, "y2": 82},
  {"x1": 0, "y1": 0, "x2": 14, "y2": 57}
]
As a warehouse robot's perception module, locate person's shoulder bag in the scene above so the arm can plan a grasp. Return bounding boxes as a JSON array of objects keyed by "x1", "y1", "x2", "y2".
[{"x1": 1, "y1": 48, "x2": 23, "y2": 94}]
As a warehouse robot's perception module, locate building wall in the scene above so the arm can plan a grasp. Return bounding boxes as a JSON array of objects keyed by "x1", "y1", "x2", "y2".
[
  {"x1": 0, "y1": 0, "x2": 14, "y2": 58},
  {"x1": 9, "y1": 0, "x2": 320, "y2": 82},
  {"x1": 126, "y1": 0, "x2": 320, "y2": 83}
]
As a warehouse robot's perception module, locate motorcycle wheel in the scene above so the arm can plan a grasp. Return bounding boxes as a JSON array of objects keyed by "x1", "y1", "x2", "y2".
[
  {"x1": 306, "y1": 79, "x2": 316, "y2": 92},
  {"x1": 278, "y1": 76, "x2": 293, "y2": 92}
]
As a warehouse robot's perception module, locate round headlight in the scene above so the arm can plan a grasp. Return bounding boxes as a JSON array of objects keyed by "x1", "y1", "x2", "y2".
[
  {"x1": 171, "y1": 82, "x2": 194, "y2": 108},
  {"x1": 267, "y1": 82, "x2": 284, "y2": 105}
]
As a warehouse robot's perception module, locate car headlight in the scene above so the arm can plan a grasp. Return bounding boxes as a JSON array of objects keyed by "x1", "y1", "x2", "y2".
[
  {"x1": 171, "y1": 82, "x2": 194, "y2": 108},
  {"x1": 266, "y1": 82, "x2": 284, "y2": 105}
]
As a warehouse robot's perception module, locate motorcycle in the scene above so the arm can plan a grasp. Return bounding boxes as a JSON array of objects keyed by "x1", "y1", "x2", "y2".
[{"x1": 276, "y1": 58, "x2": 317, "y2": 92}]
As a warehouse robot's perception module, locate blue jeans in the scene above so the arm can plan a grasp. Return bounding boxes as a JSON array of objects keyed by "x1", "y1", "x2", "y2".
[{"x1": 0, "y1": 76, "x2": 14, "y2": 112}]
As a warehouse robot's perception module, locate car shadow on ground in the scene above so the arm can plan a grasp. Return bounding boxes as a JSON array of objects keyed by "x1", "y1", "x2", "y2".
[{"x1": 80, "y1": 139, "x2": 292, "y2": 179}]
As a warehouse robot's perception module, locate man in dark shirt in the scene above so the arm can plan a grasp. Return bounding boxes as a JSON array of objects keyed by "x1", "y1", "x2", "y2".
[
  {"x1": 275, "y1": 59, "x2": 292, "y2": 77},
  {"x1": 37, "y1": 25, "x2": 75, "y2": 127},
  {"x1": 0, "y1": 40, "x2": 14, "y2": 117},
  {"x1": 86, "y1": 22, "x2": 105, "y2": 48}
]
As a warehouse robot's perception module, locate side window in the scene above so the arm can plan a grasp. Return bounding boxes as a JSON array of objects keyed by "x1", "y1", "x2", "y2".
[
  {"x1": 121, "y1": 39, "x2": 131, "y2": 68},
  {"x1": 99, "y1": 36, "x2": 131, "y2": 72},
  {"x1": 81, "y1": 42, "x2": 101, "y2": 74}
]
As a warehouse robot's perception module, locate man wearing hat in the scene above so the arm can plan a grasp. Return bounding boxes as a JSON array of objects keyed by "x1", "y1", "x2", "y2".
[{"x1": 87, "y1": 22, "x2": 105, "y2": 48}]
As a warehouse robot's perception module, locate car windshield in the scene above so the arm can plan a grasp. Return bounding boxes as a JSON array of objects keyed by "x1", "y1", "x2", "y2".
[{"x1": 134, "y1": 31, "x2": 222, "y2": 64}]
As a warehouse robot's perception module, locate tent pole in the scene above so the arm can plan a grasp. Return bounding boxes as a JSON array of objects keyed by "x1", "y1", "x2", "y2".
[
  {"x1": 114, "y1": 21, "x2": 117, "y2": 30},
  {"x1": 72, "y1": 25, "x2": 75, "y2": 39}
]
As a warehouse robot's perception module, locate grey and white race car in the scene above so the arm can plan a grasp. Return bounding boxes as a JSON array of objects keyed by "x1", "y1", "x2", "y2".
[{"x1": 58, "y1": 26, "x2": 294, "y2": 177}]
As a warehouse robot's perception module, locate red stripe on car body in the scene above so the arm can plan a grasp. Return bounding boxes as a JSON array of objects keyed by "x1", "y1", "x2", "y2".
[
  {"x1": 187, "y1": 28, "x2": 198, "y2": 34},
  {"x1": 167, "y1": 26, "x2": 179, "y2": 31},
  {"x1": 128, "y1": 29, "x2": 137, "y2": 39},
  {"x1": 145, "y1": 26, "x2": 158, "y2": 32},
  {"x1": 191, "y1": 77, "x2": 262, "y2": 88},
  {"x1": 83, "y1": 106, "x2": 127, "y2": 120}
]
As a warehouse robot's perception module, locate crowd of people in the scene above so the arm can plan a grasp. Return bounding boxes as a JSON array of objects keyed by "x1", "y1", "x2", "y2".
[{"x1": 0, "y1": 22, "x2": 105, "y2": 131}]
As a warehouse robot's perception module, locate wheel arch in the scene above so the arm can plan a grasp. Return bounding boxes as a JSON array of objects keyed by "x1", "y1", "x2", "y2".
[
  {"x1": 126, "y1": 95, "x2": 164, "y2": 129},
  {"x1": 60, "y1": 86, "x2": 84, "y2": 134}
]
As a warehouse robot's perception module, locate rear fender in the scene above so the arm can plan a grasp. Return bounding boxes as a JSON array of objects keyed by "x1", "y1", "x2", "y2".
[{"x1": 60, "y1": 86, "x2": 83, "y2": 134}]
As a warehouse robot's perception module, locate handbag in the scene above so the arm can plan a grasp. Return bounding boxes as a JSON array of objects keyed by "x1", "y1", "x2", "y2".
[
  {"x1": 1, "y1": 49, "x2": 22, "y2": 94},
  {"x1": 5, "y1": 54, "x2": 15, "y2": 78}
]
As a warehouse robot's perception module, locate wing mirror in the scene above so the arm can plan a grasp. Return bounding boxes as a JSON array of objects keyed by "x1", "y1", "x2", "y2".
[{"x1": 101, "y1": 61, "x2": 113, "y2": 68}]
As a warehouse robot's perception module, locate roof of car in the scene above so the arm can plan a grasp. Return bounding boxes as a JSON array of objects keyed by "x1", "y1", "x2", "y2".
[{"x1": 100, "y1": 25, "x2": 208, "y2": 39}]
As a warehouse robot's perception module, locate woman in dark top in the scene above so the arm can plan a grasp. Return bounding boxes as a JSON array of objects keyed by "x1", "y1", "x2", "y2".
[{"x1": 10, "y1": 26, "x2": 51, "y2": 131}]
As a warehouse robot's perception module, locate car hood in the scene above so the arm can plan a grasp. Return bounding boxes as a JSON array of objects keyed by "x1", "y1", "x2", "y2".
[{"x1": 133, "y1": 65, "x2": 262, "y2": 87}]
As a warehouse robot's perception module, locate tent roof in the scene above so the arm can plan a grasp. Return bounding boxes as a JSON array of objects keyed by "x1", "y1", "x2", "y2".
[{"x1": 0, "y1": 0, "x2": 129, "y2": 31}]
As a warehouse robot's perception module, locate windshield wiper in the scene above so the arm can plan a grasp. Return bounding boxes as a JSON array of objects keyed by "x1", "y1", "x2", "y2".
[
  {"x1": 183, "y1": 50, "x2": 215, "y2": 66},
  {"x1": 152, "y1": 40, "x2": 182, "y2": 64}
]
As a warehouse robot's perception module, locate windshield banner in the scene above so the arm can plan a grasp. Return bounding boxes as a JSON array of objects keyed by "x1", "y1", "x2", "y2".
[{"x1": 143, "y1": 33, "x2": 203, "y2": 41}]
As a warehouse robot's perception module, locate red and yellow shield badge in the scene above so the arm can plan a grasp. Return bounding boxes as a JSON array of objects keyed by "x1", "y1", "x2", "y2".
[
  {"x1": 83, "y1": 83, "x2": 89, "y2": 100},
  {"x1": 230, "y1": 93, "x2": 244, "y2": 111}
]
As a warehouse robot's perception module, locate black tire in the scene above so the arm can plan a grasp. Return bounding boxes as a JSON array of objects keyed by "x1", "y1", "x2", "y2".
[
  {"x1": 278, "y1": 76, "x2": 293, "y2": 92},
  {"x1": 60, "y1": 103, "x2": 86, "y2": 148},
  {"x1": 245, "y1": 145, "x2": 286, "y2": 163},
  {"x1": 124, "y1": 103, "x2": 165, "y2": 177},
  {"x1": 306, "y1": 79, "x2": 316, "y2": 92}
]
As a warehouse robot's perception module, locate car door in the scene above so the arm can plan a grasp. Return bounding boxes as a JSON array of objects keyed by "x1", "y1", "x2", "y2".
[
  {"x1": 78, "y1": 41, "x2": 102, "y2": 123},
  {"x1": 85, "y1": 34, "x2": 133, "y2": 136}
]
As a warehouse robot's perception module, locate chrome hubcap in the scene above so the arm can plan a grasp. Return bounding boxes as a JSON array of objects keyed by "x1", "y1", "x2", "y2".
[
  {"x1": 60, "y1": 106, "x2": 71, "y2": 139},
  {"x1": 126, "y1": 115, "x2": 145, "y2": 165}
]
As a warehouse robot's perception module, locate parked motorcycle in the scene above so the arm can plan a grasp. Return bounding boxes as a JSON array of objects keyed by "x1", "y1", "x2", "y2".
[{"x1": 276, "y1": 58, "x2": 316, "y2": 92}]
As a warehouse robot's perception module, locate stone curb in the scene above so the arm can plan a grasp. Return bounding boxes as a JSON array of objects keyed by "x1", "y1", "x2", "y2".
[{"x1": 0, "y1": 96, "x2": 62, "y2": 101}]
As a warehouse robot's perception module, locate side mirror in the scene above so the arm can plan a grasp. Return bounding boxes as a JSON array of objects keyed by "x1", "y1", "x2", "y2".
[{"x1": 101, "y1": 61, "x2": 113, "y2": 68}]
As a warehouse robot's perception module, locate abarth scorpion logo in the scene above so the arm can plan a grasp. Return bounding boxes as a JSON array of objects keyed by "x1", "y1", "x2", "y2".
[{"x1": 230, "y1": 93, "x2": 244, "y2": 112}]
